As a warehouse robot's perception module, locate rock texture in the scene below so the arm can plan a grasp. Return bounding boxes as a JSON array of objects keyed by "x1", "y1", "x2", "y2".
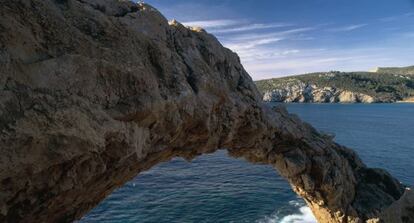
[{"x1": 0, "y1": 1, "x2": 412, "y2": 223}]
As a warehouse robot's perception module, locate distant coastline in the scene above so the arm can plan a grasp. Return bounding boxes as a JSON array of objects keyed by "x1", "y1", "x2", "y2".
[
  {"x1": 397, "y1": 97, "x2": 414, "y2": 103},
  {"x1": 255, "y1": 66, "x2": 414, "y2": 103}
]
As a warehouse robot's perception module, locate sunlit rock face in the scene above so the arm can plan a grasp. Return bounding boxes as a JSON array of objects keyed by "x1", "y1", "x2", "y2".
[
  {"x1": 0, "y1": 0, "x2": 411, "y2": 222},
  {"x1": 261, "y1": 81, "x2": 376, "y2": 103}
]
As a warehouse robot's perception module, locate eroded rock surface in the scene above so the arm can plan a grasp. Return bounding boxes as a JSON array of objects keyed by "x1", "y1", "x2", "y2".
[{"x1": 0, "y1": 0, "x2": 411, "y2": 222}]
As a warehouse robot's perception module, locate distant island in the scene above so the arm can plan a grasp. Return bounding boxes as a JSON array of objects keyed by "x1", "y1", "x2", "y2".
[{"x1": 255, "y1": 66, "x2": 414, "y2": 103}]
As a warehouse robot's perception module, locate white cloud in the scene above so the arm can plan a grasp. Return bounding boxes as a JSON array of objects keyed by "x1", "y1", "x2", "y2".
[
  {"x1": 380, "y1": 12, "x2": 414, "y2": 22},
  {"x1": 281, "y1": 49, "x2": 300, "y2": 55},
  {"x1": 211, "y1": 23, "x2": 291, "y2": 33},
  {"x1": 380, "y1": 16, "x2": 400, "y2": 22},
  {"x1": 229, "y1": 27, "x2": 315, "y2": 41},
  {"x1": 219, "y1": 27, "x2": 315, "y2": 60},
  {"x1": 327, "y1": 24, "x2": 368, "y2": 32},
  {"x1": 182, "y1": 19, "x2": 240, "y2": 29},
  {"x1": 151, "y1": 1, "x2": 414, "y2": 81},
  {"x1": 244, "y1": 55, "x2": 384, "y2": 80},
  {"x1": 226, "y1": 37, "x2": 284, "y2": 52},
  {"x1": 241, "y1": 47, "x2": 414, "y2": 80},
  {"x1": 182, "y1": 20, "x2": 293, "y2": 35}
]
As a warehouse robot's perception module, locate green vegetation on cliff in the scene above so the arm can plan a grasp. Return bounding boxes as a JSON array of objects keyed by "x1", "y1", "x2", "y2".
[
  {"x1": 375, "y1": 66, "x2": 414, "y2": 76},
  {"x1": 255, "y1": 68, "x2": 414, "y2": 102}
]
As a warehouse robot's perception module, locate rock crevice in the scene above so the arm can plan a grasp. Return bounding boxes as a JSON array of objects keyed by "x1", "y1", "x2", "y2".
[{"x1": 0, "y1": 1, "x2": 411, "y2": 222}]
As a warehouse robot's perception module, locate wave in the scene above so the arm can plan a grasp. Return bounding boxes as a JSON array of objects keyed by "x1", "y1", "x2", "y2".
[
  {"x1": 257, "y1": 205, "x2": 317, "y2": 223},
  {"x1": 279, "y1": 206, "x2": 317, "y2": 223}
]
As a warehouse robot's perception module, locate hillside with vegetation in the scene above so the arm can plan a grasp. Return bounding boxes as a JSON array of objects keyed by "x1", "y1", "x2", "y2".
[
  {"x1": 255, "y1": 68, "x2": 414, "y2": 103},
  {"x1": 375, "y1": 65, "x2": 414, "y2": 76}
]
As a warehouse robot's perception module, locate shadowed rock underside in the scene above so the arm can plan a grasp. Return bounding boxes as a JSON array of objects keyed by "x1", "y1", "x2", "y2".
[{"x1": 0, "y1": 0, "x2": 412, "y2": 222}]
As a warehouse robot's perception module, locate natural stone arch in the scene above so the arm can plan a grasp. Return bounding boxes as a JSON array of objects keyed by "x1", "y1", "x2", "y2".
[
  {"x1": 0, "y1": 1, "x2": 411, "y2": 223},
  {"x1": 82, "y1": 148, "x2": 306, "y2": 222}
]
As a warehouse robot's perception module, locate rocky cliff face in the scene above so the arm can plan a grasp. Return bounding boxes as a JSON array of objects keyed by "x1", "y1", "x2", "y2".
[
  {"x1": 262, "y1": 80, "x2": 376, "y2": 103},
  {"x1": 256, "y1": 71, "x2": 414, "y2": 103},
  {"x1": 0, "y1": 1, "x2": 412, "y2": 223}
]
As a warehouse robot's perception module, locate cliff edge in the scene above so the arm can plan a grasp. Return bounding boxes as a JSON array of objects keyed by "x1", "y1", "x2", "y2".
[{"x1": 0, "y1": 1, "x2": 412, "y2": 222}]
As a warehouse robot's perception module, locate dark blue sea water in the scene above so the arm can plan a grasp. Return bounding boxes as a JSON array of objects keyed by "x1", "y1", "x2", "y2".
[{"x1": 81, "y1": 104, "x2": 414, "y2": 223}]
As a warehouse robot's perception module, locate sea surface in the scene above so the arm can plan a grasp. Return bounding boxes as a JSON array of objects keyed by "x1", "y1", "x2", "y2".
[{"x1": 81, "y1": 104, "x2": 414, "y2": 223}]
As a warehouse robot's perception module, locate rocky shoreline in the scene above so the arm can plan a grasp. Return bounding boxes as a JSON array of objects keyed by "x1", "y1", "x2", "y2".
[
  {"x1": 256, "y1": 71, "x2": 414, "y2": 103},
  {"x1": 262, "y1": 82, "x2": 378, "y2": 103}
]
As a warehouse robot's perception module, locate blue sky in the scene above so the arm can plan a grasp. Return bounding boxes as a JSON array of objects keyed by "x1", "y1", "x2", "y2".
[{"x1": 142, "y1": 0, "x2": 414, "y2": 80}]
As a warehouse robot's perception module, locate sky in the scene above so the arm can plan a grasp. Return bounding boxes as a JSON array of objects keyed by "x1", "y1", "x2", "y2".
[{"x1": 141, "y1": 0, "x2": 414, "y2": 80}]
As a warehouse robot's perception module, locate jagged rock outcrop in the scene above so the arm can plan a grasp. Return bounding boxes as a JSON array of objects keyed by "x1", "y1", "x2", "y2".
[{"x1": 0, "y1": 1, "x2": 412, "y2": 222}]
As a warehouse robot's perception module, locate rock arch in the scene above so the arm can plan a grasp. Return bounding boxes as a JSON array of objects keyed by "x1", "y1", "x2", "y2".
[
  {"x1": 0, "y1": 0, "x2": 411, "y2": 222},
  {"x1": 82, "y1": 149, "x2": 308, "y2": 222}
]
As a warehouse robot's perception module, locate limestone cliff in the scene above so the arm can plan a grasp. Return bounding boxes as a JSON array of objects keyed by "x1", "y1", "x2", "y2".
[
  {"x1": 256, "y1": 71, "x2": 414, "y2": 103},
  {"x1": 261, "y1": 80, "x2": 376, "y2": 103},
  {"x1": 0, "y1": 1, "x2": 412, "y2": 223}
]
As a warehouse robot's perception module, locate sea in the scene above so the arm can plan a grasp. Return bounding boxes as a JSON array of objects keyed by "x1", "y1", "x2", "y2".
[{"x1": 81, "y1": 103, "x2": 414, "y2": 223}]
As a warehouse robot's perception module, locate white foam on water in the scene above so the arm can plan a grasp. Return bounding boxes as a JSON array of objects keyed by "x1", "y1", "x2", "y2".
[
  {"x1": 288, "y1": 200, "x2": 303, "y2": 207},
  {"x1": 279, "y1": 206, "x2": 317, "y2": 223},
  {"x1": 257, "y1": 206, "x2": 317, "y2": 223}
]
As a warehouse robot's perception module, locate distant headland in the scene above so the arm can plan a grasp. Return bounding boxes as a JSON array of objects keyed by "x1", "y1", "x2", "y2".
[{"x1": 255, "y1": 66, "x2": 414, "y2": 103}]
